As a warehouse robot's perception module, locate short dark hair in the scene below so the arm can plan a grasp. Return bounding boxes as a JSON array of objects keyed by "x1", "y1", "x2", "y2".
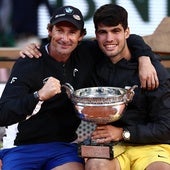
[{"x1": 93, "y1": 4, "x2": 128, "y2": 31}]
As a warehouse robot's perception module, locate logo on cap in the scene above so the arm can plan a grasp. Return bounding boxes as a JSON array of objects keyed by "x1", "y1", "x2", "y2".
[
  {"x1": 64, "y1": 7, "x2": 74, "y2": 14},
  {"x1": 73, "y1": 15, "x2": 81, "y2": 21},
  {"x1": 64, "y1": 7, "x2": 81, "y2": 21}
]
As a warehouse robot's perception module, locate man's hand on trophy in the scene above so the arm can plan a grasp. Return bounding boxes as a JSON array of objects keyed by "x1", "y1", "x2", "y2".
[{"x1": 91, "y1": 125, "x2": 123, "y2": 143}]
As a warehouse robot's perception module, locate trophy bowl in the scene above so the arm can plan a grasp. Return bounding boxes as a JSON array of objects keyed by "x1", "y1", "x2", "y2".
[
  {"x1": 62, "y1": 83, "x2": 137, "y2": 159},
  {"x1": 63, "y1": 83, "x2": 137, "y2": 125}
]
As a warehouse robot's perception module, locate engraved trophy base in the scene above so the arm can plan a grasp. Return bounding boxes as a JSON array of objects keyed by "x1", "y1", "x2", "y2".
[{"x1": 78, "y1": 140, "x2": 125, "y2": 160}]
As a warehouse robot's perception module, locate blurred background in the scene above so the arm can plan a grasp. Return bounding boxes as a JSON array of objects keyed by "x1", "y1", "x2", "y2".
[{"x1": 0, "y1": 0, "x2": 169, "y2": 47}]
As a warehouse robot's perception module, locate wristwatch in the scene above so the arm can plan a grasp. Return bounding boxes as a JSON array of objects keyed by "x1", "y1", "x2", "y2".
[
  {"x1": 33, "y1": 91, "x2": 40, "y2": 101},
  {"x1": 122, "y1": 129, "x2": 130, "y2": 141}
]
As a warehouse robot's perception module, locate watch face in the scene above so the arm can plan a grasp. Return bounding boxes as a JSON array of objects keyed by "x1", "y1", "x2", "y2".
[
  {"x1": 123, "y1": 130, "x2": 130, "y2": 140},
  {"x1": 125, "y1": 132, "x2": 130, "y2": 138}
]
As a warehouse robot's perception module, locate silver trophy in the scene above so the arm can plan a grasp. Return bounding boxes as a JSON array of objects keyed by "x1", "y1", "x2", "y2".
[{"x1": 63, "y1": 83, "x2": 137, "y2": 159}]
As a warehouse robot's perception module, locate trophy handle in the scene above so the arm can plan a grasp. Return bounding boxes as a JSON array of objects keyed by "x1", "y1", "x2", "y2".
[
  {"x1": 62, "y1": 83, "x2": 74, "y2": 98},
  {"x1": 124, "y1": 85, "x2": 138, "y2": 103}
]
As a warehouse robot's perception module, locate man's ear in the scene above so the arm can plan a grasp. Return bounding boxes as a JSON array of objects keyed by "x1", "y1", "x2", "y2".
[
  {"x1": 48, "y1": 30, "x2": 52, "y2": 37},
  {"x1": 125, "y1": 27, "x2": 130, "y2": 39},
  {"x1": 78, "y1": 34, "x2": 85, "y2": 42}
]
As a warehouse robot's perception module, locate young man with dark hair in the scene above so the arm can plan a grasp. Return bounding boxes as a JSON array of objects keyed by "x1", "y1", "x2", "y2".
[{"x1": 85, "y1": 4, "x2": 170, "y2": 170}]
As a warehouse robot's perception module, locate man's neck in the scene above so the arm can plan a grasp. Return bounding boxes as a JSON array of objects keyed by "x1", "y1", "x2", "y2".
[{"x1": 110, "y1": 47, "x2": 131, "y2": 64}]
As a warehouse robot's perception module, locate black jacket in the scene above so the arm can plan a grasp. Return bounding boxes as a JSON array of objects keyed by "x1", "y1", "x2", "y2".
[
  {"x1": 92, "y1": 54, "x2": 170, "y2": 144},
  {"x1": 0, "y1": 41, "x2": 97, "y2": 145}
]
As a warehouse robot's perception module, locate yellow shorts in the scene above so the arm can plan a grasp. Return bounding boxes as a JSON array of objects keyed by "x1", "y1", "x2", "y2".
[{"x1": 116, "y1": 144, "x2": 170, "y2": 170}]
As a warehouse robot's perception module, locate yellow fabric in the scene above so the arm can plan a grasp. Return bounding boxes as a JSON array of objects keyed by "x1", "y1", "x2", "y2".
[
  {"x1": 113, "y1": 142, "x2": 126, "y2": 158},
  {"x1": 116, "y1": 144, "x2": 170, "y2": 170}
]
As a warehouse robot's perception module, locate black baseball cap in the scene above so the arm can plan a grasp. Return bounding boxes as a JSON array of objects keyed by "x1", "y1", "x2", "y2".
[{"x1": 50, "y1": 6, "x2": 84, "y2": 30}]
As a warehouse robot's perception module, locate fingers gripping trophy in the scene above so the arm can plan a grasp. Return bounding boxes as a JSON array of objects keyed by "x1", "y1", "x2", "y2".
[{"x1": 63, "y1": 83, "x2": 138, "y2": 159}]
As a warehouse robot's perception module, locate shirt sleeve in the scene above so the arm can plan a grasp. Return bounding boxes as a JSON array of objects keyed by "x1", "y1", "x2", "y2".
[
  {"x1": 127, "y1": 79, "x2": 170, "y2": 144},
  {"x1": 125, "y1": 62, "x2": 170, "y2": 144},
  {"x1": 127, "y1": 34, "x2": 156, "y2": 61},
  {"x1": 0, "y1": 58, "x2": 41, "y2": 126}
]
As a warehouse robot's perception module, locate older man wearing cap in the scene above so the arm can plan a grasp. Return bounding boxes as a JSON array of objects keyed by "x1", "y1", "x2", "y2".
[
  {"x1": 0, "y1": 5, "x2": 86, "y2": 170},
  {"x1": 0, "y1": 5, "x2": 158, "y2": 170}
]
